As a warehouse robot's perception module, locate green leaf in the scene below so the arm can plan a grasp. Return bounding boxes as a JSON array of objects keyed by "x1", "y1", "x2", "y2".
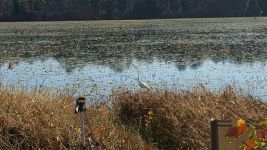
[{"x1": 259, "y1": 119, "x2": 267, "y2": 126}]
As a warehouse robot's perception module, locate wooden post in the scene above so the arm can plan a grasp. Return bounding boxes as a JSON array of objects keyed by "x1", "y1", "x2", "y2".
[
  {"x1": 210, "y1": 119, "x2": 219, "y2": 150},
  {"x1": 75, "y1": 97, "x2": 87, "y2": 150},
  {"x1": 80, "y1": 111, "x2": 86, "y2": 150}
]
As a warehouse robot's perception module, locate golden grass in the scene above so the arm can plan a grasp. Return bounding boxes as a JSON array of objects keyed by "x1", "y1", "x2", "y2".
[
  {"x1": 0, "y1": 90, "x2": 145, "y2": 150},
  {"x1": 0, "y1": 86, "x2": 266, "y2": 149},
  {"x1": 112, "y1": 86, "x2": 267, "y2": 149}
]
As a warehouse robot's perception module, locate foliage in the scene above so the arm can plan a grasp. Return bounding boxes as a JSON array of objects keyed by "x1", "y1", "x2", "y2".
[
  {"x1": 226, "y1": 119, "x2": 267, "y2": 150},
  {"x1": 0, "y1": 0, "x2": 267, "y2": 21},
  {"x1": 226, "y1": 119, "x2": 247, "y2": 138}
]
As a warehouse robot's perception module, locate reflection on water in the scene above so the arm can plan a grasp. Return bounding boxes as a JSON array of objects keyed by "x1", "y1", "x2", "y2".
[
  {"x1": 0, "y1": 18, "x2": 267, "y2": 101},
  {"x1": 1, "y1": 58, "x2": 267, "y2": 101}
]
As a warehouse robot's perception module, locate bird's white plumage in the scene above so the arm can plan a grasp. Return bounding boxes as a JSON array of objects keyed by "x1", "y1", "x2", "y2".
[
  {"x1": 133, "y1": 64, "x2": 150, "y2": 90},
  {"x1": 139, "y1": 80, "x2": 150, "y2": 90},
  {"x1": 75, "y1": 106, "x2": 79, "y2": 113}
]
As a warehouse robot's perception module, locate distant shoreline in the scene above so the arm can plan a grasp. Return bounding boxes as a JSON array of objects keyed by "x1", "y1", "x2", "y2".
[{"x1": 0, "y1": 16, "x2": 267, "y2": 22}]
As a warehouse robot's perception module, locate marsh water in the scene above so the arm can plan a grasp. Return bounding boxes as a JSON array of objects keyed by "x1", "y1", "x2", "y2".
[{"x1": 0, "y1": 18, "x2": 267, "y2": 102}]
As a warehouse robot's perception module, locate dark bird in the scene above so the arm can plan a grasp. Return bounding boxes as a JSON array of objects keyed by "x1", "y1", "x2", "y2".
[{"x1": 75, "y1": 96, "x2": 86, "y2": 113}]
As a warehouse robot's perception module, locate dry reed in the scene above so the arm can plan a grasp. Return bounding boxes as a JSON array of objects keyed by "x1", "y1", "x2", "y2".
[
  {"x1": 112, "y1": 86, "x2": 267, "y2": 149},
  {"x1": 0, "y1": 90, "x2": 145, "y2": 150},
  {"x1": 0, "y1": 86, "x2": 266, "y2": 149}
]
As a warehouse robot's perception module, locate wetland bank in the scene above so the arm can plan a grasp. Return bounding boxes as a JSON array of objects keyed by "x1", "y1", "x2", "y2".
[
  {"x1": 0, "y1": 18, "x2": 267, "y2": 149},
  {"x1": 1, "y1": 17, "x2": 267, "y2": 101}
]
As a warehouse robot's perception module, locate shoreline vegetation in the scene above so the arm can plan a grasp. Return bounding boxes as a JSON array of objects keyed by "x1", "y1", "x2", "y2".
[
  {"x1": 0, "y1": 86, "x2": 266, "y2": 149},
  {"x1": 0, "y1": 0, "x2": 266, "y2": 21}
]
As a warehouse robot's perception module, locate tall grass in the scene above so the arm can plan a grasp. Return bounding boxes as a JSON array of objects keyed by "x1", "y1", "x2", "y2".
[
  {"x1": 0, "y1": 90, "x2": 145, "y2": 149},
  {"x1": 112, "y1": 86, "x2": 267, "y2": 149},
  {"x1": 0, "y1": 86, "x2": 266, "y2": 149}
]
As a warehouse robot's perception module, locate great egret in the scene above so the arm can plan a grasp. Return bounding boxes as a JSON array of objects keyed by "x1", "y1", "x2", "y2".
[{"x1": 133, "y1": 64, "x2": 150, "y2": 91}]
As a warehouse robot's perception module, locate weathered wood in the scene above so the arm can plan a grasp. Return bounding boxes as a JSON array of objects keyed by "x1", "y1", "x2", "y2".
[{"x1": 80, "y1": 112, "x2": 86, "y2": 150}]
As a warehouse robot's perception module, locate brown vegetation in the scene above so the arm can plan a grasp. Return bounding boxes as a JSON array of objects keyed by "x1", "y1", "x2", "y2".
[
  {"x1": 0, "y1": 86, "x2": 266, "y2": 149},
  {"x1": 0, "y1": 90, "x2": 145, "y2": 150},
  {"x1": 112, "y1": 86, "x2": 267, "y2": 149}
]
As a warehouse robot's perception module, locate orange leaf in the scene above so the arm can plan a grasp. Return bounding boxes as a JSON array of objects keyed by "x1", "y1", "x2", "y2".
[
  {"x1": 226, "y1": 119, "x2": 246, "y2": 137},
  {"x1": 244, "y1": 138, "x2": 256, "y2": 150},
  {"x1": 236, "y1": 123, "x2": 246, "y2": 137}
]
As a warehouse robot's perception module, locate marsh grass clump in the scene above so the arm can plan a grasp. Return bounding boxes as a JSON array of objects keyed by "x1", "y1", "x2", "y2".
[
  {"x1": 0, "y1": 90, "x2": 145, "y2": 150},
  {"x1": 112, "y1": 86, "x2": 267, "y2": 150},
  {"x1": 0, "y1": 86, "x2": 266, "y2": 150}
]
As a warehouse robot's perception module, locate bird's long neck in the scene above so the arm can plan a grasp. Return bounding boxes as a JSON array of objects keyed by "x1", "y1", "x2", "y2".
[
  {"x1": 134, "y1": 65, "x2": 141, "y2": 81},
  {"x1": 137, "y1": 68, "x2": 140, "y2": 81}
]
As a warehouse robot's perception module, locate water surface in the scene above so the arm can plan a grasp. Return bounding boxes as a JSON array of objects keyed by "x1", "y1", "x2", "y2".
[{"x1": 0, "y1": 18, "x2": 267, "y2": 102}]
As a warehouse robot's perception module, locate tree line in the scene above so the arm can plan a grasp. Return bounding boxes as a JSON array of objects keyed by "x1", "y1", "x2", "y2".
[{"x1": 0, "y1": 0, "x2": 266, "y2": 21}]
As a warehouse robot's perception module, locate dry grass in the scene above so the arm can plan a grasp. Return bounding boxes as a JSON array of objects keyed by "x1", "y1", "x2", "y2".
[
  {"x1": 0, "y1": 86, "x2": 266, "y2": 149},
  {"x1": 112, "y1": 86, "x2": 267, "y2": 150},
  {"x1": 0, "y1": 90, "x2": 145, "y2": 150}
]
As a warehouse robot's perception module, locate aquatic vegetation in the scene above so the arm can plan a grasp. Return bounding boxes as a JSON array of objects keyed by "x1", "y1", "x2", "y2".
[{"x1": 0, "y1": 18, "x2": 267, "y2": 72}]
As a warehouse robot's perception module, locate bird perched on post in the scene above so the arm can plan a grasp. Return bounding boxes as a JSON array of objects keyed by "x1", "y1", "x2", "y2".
[
  {"x1": 133, "y1": 64, "x2": 150, "y2": 91},
  {"x1": 75, "y1": 96, "x2": 86, "y2": 113}
]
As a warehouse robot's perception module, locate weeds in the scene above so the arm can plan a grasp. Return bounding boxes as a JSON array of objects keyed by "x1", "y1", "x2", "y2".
[
  {"x1": 0, "y1": 86, "x2": 266, "y2": 149},
  {"x1": 112, "y1": 86, "x2": 267, "y2": 149},
  {"x1": 0, "y1": 90, "x2": 145, "y2": 149}
]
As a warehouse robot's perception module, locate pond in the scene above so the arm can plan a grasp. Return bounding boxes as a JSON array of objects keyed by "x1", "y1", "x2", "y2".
[{"x1": 0, "y1": 18, "x2": 267, "y2": 102}]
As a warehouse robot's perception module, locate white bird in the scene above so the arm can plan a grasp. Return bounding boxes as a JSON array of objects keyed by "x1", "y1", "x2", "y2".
[{"x1": 133, "y1": 64, "x2": 150, "y2": 91}]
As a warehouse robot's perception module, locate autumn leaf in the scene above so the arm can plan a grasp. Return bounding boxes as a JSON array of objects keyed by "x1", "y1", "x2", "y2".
[
  {"x1": 256, "y1": 119, "x2": 267, "y2": 140},
  {"x1": 257, "y1": 128, "x2": 267, "y2": 140},
  {"x1": 226, "y1": 119, "x2": 246, "y2": 137},
  {"x1": 236, "y1": 119, "x2": 246, "y2": 137},
  {"x1": 243, "y1": 138, "x2": 256, "y2": 150}
]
